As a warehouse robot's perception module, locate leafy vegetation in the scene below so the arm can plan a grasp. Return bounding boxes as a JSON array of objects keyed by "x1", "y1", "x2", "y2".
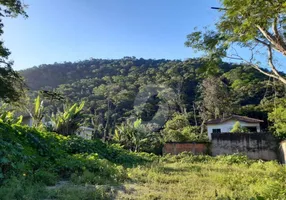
[
  {"x1": 0, "y1": 0, "x2": 27, "y2": 103},
  {"x1": 1, "y1": 1, "x2": 286, "y2": 199},
  {"x1": 0, "y1": 121, "x2": 154, "y2": 185},
  {"x1": 118, "y1": 153, "x2": 286, "y2": 200},
  {"x1": 18, "y1": 57, "x2": 286, "y2": 144},
  {"x1": 185, "y1": 0, "x2": 286, "y2": 84},
  {"x1": 268, "y1": 99, "x2": 286, "y2": 139},
  {"x1": 230, "y1": 121, "x2": 248, "y2": 133},
  {"x1": 162, "y1": 113, "x2": 208, "y2": 142},
  {"x1": 49, "y1": 101, "x2": 85, "y2": 136}
]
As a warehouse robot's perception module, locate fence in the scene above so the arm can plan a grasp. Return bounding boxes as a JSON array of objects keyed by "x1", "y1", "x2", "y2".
[
  {"x1": 162, "y1": 142, "x2": 209, "y2": 155},
  {"x1": 211, "y1": 132, "x2": 278, "y2": 161}
]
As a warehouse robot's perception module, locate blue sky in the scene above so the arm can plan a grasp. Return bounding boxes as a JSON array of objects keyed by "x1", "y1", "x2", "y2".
[{"x1": 4, "y1": 0, "x2": 221, "y2": 70}]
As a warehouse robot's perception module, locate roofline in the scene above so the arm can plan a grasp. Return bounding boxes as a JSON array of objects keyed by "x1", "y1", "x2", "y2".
[
  {"x1": 206, "y1": 115, "x2": 264, "y2": 125},
  {"x1": 79, "y1": 126, "x2": 94, "y2": 130}
]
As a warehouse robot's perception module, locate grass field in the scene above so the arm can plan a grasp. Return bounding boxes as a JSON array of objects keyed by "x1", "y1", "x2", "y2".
[
  {"x1": 116, "y1": 154, "x2": 286, "y2": 200},
  {"x1": 2, "y1": 154, "x2": 286, "y2": 200},
  {"x1": 48, "y1": 154, "x2": 286, "y2": 200}
]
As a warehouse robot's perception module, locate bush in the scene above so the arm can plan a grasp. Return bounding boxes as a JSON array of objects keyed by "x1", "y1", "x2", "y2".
[
  {"x1": 0, "y1": 122, "x2": 152, "y2": 184},
  {"x1": 162, "y1": 113, "x2": 208, "y2": 142},
  {"x1": 33, "y1": 170, "x2": 58, "y2": 186},
  {"x1": 0, "y1": 176, "x2": 47, "y2": 200}
]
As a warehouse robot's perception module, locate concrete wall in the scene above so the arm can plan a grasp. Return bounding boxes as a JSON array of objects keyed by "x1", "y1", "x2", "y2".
[
  {"x1": 163, "y1": 142, "x2": 209, "y2": 155},
  {"x1": 207, "y1": 120, "x2": 261, "y2": 140},
  {"x1": 211, "y1": 133, "x2": 278, "y2": 161}
]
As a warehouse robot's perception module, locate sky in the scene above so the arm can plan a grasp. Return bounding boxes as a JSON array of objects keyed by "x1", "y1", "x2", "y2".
[{"x1": 4, "y1": 0, "x2": 222, "y2": 70}]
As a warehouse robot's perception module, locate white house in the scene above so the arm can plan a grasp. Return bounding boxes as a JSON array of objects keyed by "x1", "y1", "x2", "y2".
[
  {"x1": 76, "y1": 126, "x2": 94, "y2": 140},
  {"x1": 206, "y1": 115, "x2": 263, "y2": 140},
  {"x1": 22, "y1": 114, "x2": 33, "y2": 127}
]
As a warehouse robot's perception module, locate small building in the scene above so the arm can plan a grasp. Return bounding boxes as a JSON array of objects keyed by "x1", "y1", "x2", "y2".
[
  {"x1": 206, "y1": 115, "x2": 263, "y2": 140},
  {"x1": 22, "y1": 114, "x2": 33, "y2": 127},
  {"x1": 76, "y1": 126, "x2": 94, "y2": 140}
]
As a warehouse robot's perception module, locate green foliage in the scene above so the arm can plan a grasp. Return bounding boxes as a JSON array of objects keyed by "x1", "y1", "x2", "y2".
[
  {"x1": 199, "y1": 76, "x2": 235, "y2": 121},
  {"x1": 0, "y1": 0, "x2": 27, "y2": 103},
  {"x1": 121, "y1": 153, "x2": 286, "y2": 199},
  {"x1": 162, "y1": 113, "x2": 207, "y2": 142},
  {"x1": 114, "y1": 119, "x2": 163, "y2": 153},
  {"x1": 0, "y1": 121, "x2": 154, "y2": 185},
  {"x1": 50, "y1": 101, "x2": 85, "y2": 135},
  {"x1": 33, "y1": 170, "x2": 58, "y2": 186},
  {"x1": 185, "y1": 0, "x2": 286, "y2": 84},
  {"x1": 230, "y1": 121, "x2": 248, "y2": 133},
  {"x1": 47, "y1": 185, "x2": 114, "y2": 200},
  {"x1": 268, "y1": 98, "x2": 286, "y2": 139},
  {"x1": 0, "y1": 111, "x2": 22, "y2": 125},
  {"x1": 19, "y1": 57, "x2": 283, "y2": 138},
  {"x1": 0, "y1": 176, "x2": 47, "y2": 200},
  {"x1": 0, "y1": 176, "x2": 114, "y2": 200},
  {"x1": 29, "y1": 95, "x2": 45, "y2": 128}
]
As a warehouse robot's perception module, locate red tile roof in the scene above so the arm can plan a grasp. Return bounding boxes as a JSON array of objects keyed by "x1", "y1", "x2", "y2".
[{"x1": 206, "y1": 115, "x2": 263, "y2": 125}]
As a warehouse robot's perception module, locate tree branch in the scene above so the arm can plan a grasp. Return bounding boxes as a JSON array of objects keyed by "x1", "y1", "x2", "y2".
[
  {"x1": 267, "y1": 45, "x2": 280, "y2": 77},
  {"x1": 272, "y1": 17, "x2": 286, "y2": 50},
  {"x1": 257, "y1": 25, "x2": 286, "y2": 56},
  {"x1": 230, "y1": 50, "x2": 286, "y2": 84}
]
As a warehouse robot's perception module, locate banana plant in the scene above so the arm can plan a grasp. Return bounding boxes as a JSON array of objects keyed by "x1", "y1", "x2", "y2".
[
  {"x1": 0, "y1": 104, "x2": 22, "y2": 125},
  {"x1": 0, "y1": 110, "x2": 22, "y2": 125},
  {"x1": 114, "y1": 118, "x2": 151, "y2": 152},
  {"x1": 32, "y1": 95, "x2": 44, "y2": 127},
  {"x1": 50, "y1": 101, "x2": 85, "y2": 136},
  {"x1": 24, "y1": 95, "x2": 45, "y2": 128}
]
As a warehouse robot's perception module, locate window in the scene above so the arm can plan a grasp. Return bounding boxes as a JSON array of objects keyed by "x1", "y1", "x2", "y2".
[
  {"x1": 244, "y1": 126, "x2": 257, "y2": 132},
  {"x1": 212, "y1": 129, "x2": 221, "y2": 133}
]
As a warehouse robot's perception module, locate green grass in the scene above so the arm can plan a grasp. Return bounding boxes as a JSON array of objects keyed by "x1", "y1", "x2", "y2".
[
  {"x1": 117, "y1": 154, "x2": 286, "y2": 200},
  {"x1": 2, "y1": 121, "x2": 286, "y2": 200},
  {"x1": 2, "y1": 154, "x2": 286, "y2": 199}
]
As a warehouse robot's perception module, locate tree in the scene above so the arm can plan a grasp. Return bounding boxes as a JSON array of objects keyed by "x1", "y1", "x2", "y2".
[
  {"x1": 230, "y1": 121, "x2": 248, "y2": 133},
  {"x1": 161, "y1": 113, "x2": 206, "y2": 142},
  {"x1": 198, "y1": 76, "x2": 234, "y2": 132},
  {"x1": 0, "y1": 0, "x2": 27, "y2": 102},
  {"x1": 268, "y1": 98, "x2": 286, "y2": 138},
  {"x1": 185, "y1": 0, "x2": 286, "y2": 84}
]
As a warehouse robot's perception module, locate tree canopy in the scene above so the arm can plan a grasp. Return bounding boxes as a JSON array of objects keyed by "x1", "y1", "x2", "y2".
[
  {"x1": 185, "y1": 0, "x2": 286, "y2": 84},
  {"x1": 0, "y1": 0, "x2": 27, "y2": 102}
]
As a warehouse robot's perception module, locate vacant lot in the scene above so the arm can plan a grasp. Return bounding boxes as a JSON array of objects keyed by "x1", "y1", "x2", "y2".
[
  {"x1": 2, "y1": 154, "x2": 286, "y2": 200},
  {"x1": 117, "y1": 154, "x2": 286, "y2": 200}
]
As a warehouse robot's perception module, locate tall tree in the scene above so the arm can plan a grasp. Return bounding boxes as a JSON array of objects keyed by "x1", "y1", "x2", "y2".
[
  {"x1": 198, "y1": 76, "x2": 234, "y2": 132},
  {"x1": 0, "y1": 0, "x2": 27, "y2": 102},
  {"x1": 185, "y1": 0, "x2": 286, "y2": 84}
]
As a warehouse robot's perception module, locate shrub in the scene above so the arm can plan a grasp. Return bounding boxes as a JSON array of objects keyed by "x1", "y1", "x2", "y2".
[
  {"x1": 0, "y1": 121, "x2": 152, "y2": 184},
  {"x1": 0, "y1": 176, "x2": 47, "y2": 200},
  {"x1": 33, "y1": 169, "x2": 58, "y2": 186}
]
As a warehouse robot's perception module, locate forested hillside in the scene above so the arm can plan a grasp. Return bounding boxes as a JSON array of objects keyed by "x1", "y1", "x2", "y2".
[{"x1": 19, "y1": 57, "x2": 286, "y2": 140}]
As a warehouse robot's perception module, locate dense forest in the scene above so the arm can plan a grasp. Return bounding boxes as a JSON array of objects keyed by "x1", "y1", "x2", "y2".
[{"x1": 18, "y1": 57, "x2": 286, "y2": 147}]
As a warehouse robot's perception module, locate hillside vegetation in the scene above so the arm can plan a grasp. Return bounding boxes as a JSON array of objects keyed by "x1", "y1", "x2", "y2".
[
  {"x1": 0, "y1": 121, "x2": 155, "y2": 199},
  {"x1": 19, "y1": 58, "x2": 286, "y2": 142},
  {"x1": 1, "y1": 121, "x2": 286, "y2": 199}
]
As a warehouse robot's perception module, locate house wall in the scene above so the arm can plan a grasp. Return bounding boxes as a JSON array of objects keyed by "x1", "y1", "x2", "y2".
[
  {"x1": 76, "y1": 128, "x2": 93, "y2": 140},
  {"x1": 279, "y1": 140, "x2": 286, "y2": 164},
  {"x1": 207, "y1": 120, "x2": 261, "y2": 140},
  {"x1": 211, "y1": 133, "x2": 278, "y2": 161},
  {"x1": 22, "y1": 117, "x2": 33, "y2": 127},
  {"x1": 163, "y1": 142, "x2": 209, "y2": 155}
]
